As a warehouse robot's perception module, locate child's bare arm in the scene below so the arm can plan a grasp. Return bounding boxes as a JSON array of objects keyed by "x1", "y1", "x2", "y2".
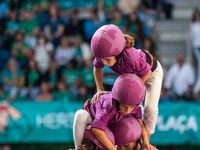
[
  {"x1": 91, "y1": 67, "x2": 108, "y2": 103},
  {"x1": 137, "y1": 119, "x2": 156, "y2": 150},
  {"x1": 92, "y1": 127, "x2": 116, "y2": 150}
]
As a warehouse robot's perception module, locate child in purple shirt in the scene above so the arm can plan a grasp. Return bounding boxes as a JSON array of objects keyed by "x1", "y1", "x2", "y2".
[
  {"x1": 91, "y1": 24, "x2": 163, "y2": 138},
  {"x1": 73, "y1": 74, "x2": 155, "y2": 150}
]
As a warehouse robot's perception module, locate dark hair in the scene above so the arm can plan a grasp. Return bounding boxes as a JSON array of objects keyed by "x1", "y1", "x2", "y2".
[
  {"x1": 192, "y1": 8, "x2": 200, "y2": 22},
  {"x1": 133, "y1": 138, "x2": 141, "y2": 150},
  {"x1": 77, "y1": 138, "x2": 102, "y2": 150},
  {"x1": 113, "y1": 98, "x2": 121, "y2": 113}
]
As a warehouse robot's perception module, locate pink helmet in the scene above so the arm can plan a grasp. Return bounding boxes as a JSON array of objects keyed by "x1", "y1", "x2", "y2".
[
  {"x1": 83, "y1": 126, "x2": 115, "y2": 149},
  {"x1": 112, "y1": 73, "x2": 145, "y2": 105},
  {"x1": 91, "y1": 24, "x2": 126, "y2": 58},
  {"x1": 109, "y1": 115, "x2": 142, "y2": 145}
]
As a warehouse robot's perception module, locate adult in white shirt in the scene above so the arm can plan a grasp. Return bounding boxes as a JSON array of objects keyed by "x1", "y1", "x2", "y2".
[
  {"x1": 164, "y1": 54, "x2": 195, "y2": 101},
  {"x1": 189, "y1": 9, "x2": 200, "y2": 96},
  {"x1": 54, "y1": 36, "x2": 76, "y2": 67}
]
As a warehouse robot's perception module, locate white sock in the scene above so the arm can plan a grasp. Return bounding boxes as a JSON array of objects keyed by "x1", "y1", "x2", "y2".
[{"x1": 73, "y1": 109, "x2": 93, "y2": 148}]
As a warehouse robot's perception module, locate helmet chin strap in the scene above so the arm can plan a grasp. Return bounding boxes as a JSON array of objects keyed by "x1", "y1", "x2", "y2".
[{"x1": 115, "y1": 49, "x2": 125, "y2": 67}]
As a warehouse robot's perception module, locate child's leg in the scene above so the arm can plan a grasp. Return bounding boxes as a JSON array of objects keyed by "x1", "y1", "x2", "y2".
[
  {"x1": 73, "y1": 109, "x2": 93, "y2": 148},
  {"x1": 144, "y1": 61, "x2": 163, "y2": 135}
]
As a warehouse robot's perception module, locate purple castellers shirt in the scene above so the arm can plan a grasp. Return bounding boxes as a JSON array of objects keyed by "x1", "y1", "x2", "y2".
[
  {"x1": 90, "y1": 92, "x2": 142, "y2": 131},
  {"x1": 93, "y1": 48, "x2": 151, "y2": 76}
]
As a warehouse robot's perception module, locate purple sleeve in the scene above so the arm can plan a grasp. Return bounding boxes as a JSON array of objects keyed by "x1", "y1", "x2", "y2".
[
  {"x1": 130, "y1": 106, "x2": 142, "y2": 119},
  {"x1": 93, "y1": 57, "x2": 105, "y2": 69},
  {"x1": 91, "y1": 105, "x2": 112, "y2": 131}
]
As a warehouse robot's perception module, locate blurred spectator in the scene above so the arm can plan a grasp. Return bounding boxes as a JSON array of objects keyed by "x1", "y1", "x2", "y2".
[
  {"x1": 0, "y1": 1, "x2": 7, "y2": 19},
  {"x1": 2, "y1": 58, "x2": 23, "y2": 100},
  {"x1": 54, "y1": 36, "x2": 75, "y2": 68},
  {"x1": 83, "y1": 7, "x2": 105, "y2": 43},
  {"x1": 35, "y1": 1, "x2": 50, "y2": 31},
  {"x1": 11, "y1": 30, "x2": 31, "y2": 70},
  {"x1": 1, "y1": 82, "x2": 25, "y2": 101},
  {"x1": 138, "y1": 0, "x2": 164, "y2": 29},
  {"x1": 44, "y1": 2, "x2": 65, "y2": 47},
  {"x1": 97, "y1": 0, "x2": 116, "y2": 15},
  {"x1": 157, "y1": 0, "x2": 173, "y2": 19},
  {"x1": 163, "y1": 54, "x2": 195, "y2": 101},
  {"x1": 33, "y1": 34, "x2": 54, "y2": 75},
  {"x1": 102, "y1": 66, "x2": 118, "y2": 91},
  {"x1": 0, "y1": 36, "x2": 10, "y2": 71},
  {"x1": 143, "y1": 36, "x2": 160, "y2": 61},
  {"x1": 0, "y1": 70, "x2": 2, "y2": 86},
  {"x1": 82, "y1": 58, "x2": 96, "y2": 96},
  {"x1": 73, "y1": 35, "x2": 93, "y2": 68},
  {"x1": 7, "y1": 0, "x2": 22, "y2": 16},
  {"x1": 189, "y1": 9, "x2": 200, "y2": 98},
  {"x1": 0, "y1": 2, "x2": 6, "y2": 36},
  {"x1": 109, "y1": 9, "x2": 126, "y2": 32},
  {"x1": 53, "y1": 80, "x2": 72, "y2": 101},
  {"x1": 76, "y1": 85, "x2": 90, "y2": 102},
  {"x1": 65, "y1": 9, "x2": 84, "y2": 38},
  {"x1": 4, "y1": 10, "x2": 19, "y2": 49},
  {"x1": 61, "y1": 59, "x2": 83, "y2": 91},
  {"x1": 126, "y1": 12, "x2": 144, "y2": 48},
  {"x1": 19, "y1": 9, "x2": 40, "y2": 49},
  {"x1": 0, "y1": 19, "x2": 6, "y2": 37},
  {"x1": 44, "y1": 59, "x2": 61, "y2": 91},
  {"x1": 35, "y1": 81, "x2": 53, "y2": 101},
  {"x1": 21, "y1": 0, "x2": 39, "y2": 12},
  {"x1": 117, "y1": 0, "x2": 141, "y2": 15},
  {"x1": 0, "y1": 86, "x2": 10, "y2": 101},
  {"x1": 55, "y1": 0, "x2": 76, "y2": 12},
  {"x1": 20, "y1": 59, "x2": 41, "y2": 100},
  {"x1": 78, "y1": 0, "x2": 98, "y2": 10}
]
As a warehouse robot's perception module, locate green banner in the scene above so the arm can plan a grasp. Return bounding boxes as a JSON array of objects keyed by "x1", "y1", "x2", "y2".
[
  {"x1": 150, "y1": 102, "x2": 200, "y2": 145},
  {"x1": 1, "y1": 101, "x2": 200, "y2": 145},
  {"x1": 0, "y1": 101, "x2": 84, "y2": 144}
]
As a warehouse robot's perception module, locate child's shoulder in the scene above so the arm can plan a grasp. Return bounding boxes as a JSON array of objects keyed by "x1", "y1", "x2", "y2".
[
  {"x1": 124, "y1": 48, "x2": 145, "y2": 61},
  {"x1": 100, "y1": 92, "x2": 112, "y2": 102},
  {"x1": 99, "y1": 92, "x2": 117, "y2": 110}
]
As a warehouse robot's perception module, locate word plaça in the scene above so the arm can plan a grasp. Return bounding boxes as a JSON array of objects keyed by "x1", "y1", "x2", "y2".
[{"x1": 156, "y1": 115, "x2": 198, "y2": 134}]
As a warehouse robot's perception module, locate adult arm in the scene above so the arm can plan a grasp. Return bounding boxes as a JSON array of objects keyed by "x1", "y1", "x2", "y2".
[{"x1": 92, "y1": 128, "x2": 116, "y2": 150}]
